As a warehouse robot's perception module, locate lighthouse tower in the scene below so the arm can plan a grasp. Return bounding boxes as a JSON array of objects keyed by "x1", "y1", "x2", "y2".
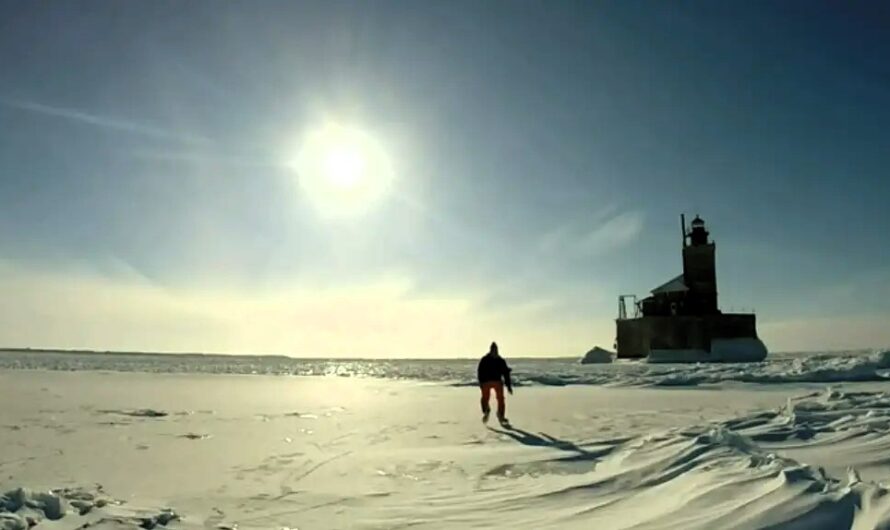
[{"x1": 682, "y1": 215, "x2": 718, "y2": 314}]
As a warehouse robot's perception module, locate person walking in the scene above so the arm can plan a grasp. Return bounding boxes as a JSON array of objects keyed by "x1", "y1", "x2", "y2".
[{"x1": 477, "y1": 342, "x2": 513, "y2": 425}]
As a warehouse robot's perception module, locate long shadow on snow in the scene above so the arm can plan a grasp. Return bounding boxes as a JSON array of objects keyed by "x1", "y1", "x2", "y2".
[{"x1": 487, "y1": 426, "x2": 618, "y2": 462}]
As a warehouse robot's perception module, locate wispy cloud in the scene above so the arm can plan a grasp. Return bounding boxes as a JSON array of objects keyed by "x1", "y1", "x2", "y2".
[
  {"x1": 0, "y1": 98, "x2": 209, "y2": 145},
  {"x1": 127, "y1": 149, "x2": 278, "y2": 168},
  {"x1": 539, "y1": 209, "x2": 645, "y2": 256},
  {"x1": 578, "y1": 210, "x2": 645, "y2": 254}
]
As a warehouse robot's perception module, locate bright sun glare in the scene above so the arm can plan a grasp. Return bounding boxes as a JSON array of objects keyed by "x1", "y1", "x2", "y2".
[{"x1": 291, "y1": 124, "x2": 394, "y2": 217}]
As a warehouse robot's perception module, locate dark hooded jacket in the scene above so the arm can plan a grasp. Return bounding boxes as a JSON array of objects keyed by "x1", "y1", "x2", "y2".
[{"x1": 477, "y1": 353, "x2": 513, "y2": 391}]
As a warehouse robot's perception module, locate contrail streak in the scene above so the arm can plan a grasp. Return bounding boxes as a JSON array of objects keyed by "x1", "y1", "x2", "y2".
[{"x1": 0, "y1": 98, "x2": 210, "y2": 145}]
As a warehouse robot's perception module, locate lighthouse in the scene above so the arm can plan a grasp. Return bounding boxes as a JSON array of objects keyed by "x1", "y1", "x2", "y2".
[
  {"x1": 682, "y1": 215, "x2": 718, "y2": 315},
  {"x1": 615, "y1": 214, "x2": 767, "y2": 362}
]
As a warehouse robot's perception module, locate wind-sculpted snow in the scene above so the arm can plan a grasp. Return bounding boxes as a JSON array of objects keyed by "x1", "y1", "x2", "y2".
[
  {"x1": 469, "y1": 388, "x2": 890, "y2": 529},
  {"x1": 481, "y1": 427, "x2": 889, "y2": 529},
  {"x1": 1, "y1": 349, "x2": 888, "y2": 387}
]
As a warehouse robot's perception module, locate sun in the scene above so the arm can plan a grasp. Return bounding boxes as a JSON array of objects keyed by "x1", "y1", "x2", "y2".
[{"x1": 291, "y1": 124, "x2": 394, "y2": 217}]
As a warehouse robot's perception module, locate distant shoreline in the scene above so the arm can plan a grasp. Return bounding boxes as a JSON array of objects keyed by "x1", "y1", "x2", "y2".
[
  {"x1": 0, "y1": 347, "x2": 882, "y2": 362},
  {"x1": 0, "y1": 347, "x2": 290, "y2": 360},
  {"x1": 0, "y1": 347, "x2": 580, "y2": 361}
]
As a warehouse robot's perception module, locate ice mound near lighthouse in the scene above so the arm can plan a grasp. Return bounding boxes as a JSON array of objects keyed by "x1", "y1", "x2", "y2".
[{"x1": 579, "y1": 346, "x2": 613, "y2": 364}]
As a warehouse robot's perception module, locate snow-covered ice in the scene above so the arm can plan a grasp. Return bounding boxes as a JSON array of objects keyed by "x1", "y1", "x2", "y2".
[{"x1": 3, "y1": 353, "x2": 890, "y2": 529}]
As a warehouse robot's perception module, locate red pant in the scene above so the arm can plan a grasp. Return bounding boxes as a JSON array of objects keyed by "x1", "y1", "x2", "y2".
[{"x1": 480, "y1": 382, "x2": 505, "y2": 418}]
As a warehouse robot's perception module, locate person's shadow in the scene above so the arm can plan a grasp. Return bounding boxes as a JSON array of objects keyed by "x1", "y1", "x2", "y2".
[{"x1": 487, "y1": 425, "x2": 612, "y2": 462}]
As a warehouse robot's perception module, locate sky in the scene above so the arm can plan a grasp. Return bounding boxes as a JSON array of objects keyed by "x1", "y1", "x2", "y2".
[{"x1": 0, "y1": 1, "x2": 888, "y2": 357}]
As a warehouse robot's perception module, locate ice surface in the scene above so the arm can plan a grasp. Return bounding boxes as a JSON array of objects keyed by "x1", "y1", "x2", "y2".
[
  {"x1": 5, "y1": 371, "x2": 890, "y2": 529},
  {"x1": 646, "y1": 348, "x2": 710, "y2": 363},
  {"x1": 2, "y1": 348, "x2": 889, "y2": 387}
]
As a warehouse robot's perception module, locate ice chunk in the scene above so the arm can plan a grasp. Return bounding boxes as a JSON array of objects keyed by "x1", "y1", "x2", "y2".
[
  {"x1": 579, "y1": 347, "x2": 613, "y2": 364},
  {"x1": 871, "y1": 349, "x2": 890, "y2": 369},
  {"x1": 0, "y1": 514, "x2": 26, "y2": 530}
]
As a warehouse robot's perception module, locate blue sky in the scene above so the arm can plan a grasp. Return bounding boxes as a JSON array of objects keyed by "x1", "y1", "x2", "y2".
[{"x1": 0, "y1": 1, "x2": 888, "y2": 356}]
